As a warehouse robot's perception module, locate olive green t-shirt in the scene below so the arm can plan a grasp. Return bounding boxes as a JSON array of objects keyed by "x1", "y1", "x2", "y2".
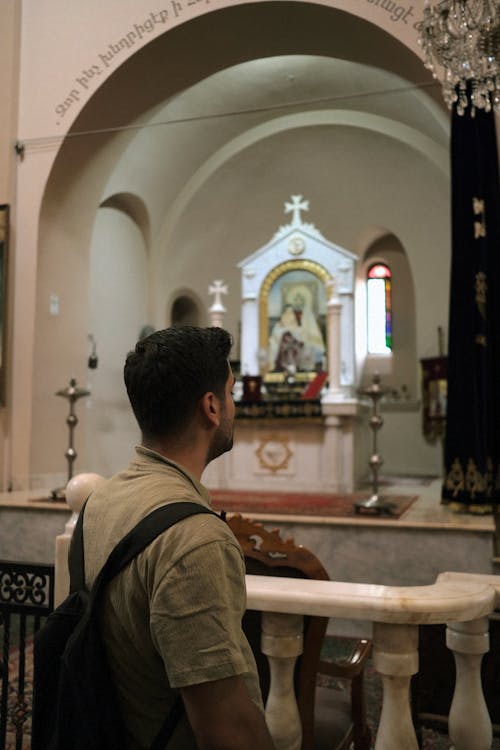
[{"x1": 83, "y1": 447, "x2": 262, "y2": 749}]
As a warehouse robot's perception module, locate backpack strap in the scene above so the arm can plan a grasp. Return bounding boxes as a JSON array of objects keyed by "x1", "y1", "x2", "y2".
[
  {"x1": 70, "y1": 500, "x2": 222, "y2": 749},
  {"x1": 92, "y1": 502, "x2": 219, "y2": 593},
  {"x1": 149, "y1": 694, "x2": 185, "y2": 750},
  {"x1": 68, "y1": 499, "x2": 86, "y2": 594},
  {"x1": 70, "y1": 500, "x2": 220, "y2": 598}
]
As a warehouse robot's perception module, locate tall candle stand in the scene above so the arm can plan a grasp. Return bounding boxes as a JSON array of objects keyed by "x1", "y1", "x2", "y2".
[
  {"x1": 354, "y1": 373, "x2": 395, "y2": 515},
  {"x1": 51, "y1": 377, "x2": 90, "y2": 500}
]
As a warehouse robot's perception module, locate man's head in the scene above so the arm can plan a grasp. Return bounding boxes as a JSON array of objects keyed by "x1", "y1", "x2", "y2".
[{"x1": 124, "y1": 326, "x2": 233, "y2": 455}]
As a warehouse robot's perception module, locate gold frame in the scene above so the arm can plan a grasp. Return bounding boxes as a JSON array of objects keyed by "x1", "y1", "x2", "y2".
[
  {"x1": 0, "y1": 205, "x2": 8, "y2": 405},
  {"x1": 259, "y1": 259, "x2": 331, "y2": 376}
]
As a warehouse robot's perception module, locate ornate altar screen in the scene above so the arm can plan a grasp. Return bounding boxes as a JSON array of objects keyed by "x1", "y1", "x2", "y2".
[
  {"x1": 204, "y1": 197, "x2": 367, "y2": 494},
  {"x1": 238, "y1": 196, "x2": 357, "y2": 399}
]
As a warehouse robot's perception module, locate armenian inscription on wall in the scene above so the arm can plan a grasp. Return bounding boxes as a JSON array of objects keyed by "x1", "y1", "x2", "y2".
[
  {"x1": 55, "y1": 3, "x2": 210, "y2": 123},
  {"x1": 54, "y1": 0, "x2": 421, "y2": 126}
]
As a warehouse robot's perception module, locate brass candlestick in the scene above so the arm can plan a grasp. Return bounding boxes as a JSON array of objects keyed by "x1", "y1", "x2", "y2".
[
  {"x1": 51, "y1": 377, "x2": 90, "y2": 500},
  {"x1": 354, "y1": 373, "x2": 395, "y2": 515}
]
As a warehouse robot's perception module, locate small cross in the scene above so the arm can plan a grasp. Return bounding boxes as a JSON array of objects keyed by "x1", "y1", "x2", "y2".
[
  {"x1": 284, "y1": 195, "x2": 309, "y2": 226},
  {"x1": 208, "y1": 280, "x2": 228, "y2": 310}
]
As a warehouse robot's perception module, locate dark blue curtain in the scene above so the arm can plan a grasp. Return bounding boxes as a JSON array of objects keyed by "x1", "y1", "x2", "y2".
[{"x1": 442, "y1": 100, "x2": 500, "y2": 512}]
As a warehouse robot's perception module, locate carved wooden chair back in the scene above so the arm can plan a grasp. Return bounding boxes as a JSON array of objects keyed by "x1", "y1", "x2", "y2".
[{"x1": 227, "y1": 514, "x2": 353, "y2": 750}]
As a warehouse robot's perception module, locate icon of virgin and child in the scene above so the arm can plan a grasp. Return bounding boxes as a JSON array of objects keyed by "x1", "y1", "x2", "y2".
[{"x1": 267, "y1": 277, "x2": 326, "y2": 373}]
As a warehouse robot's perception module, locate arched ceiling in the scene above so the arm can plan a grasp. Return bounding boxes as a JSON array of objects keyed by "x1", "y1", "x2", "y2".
[
  {"x1": 54, "y1": 1, "x2": 446, "y2": 222},
  {"x1": 96, "y1": 49, "x2": 448, "y2": 279},
  {"x1": 40, "y1": 0, "x2": 450, "y2": 321},
  {"x1": 69, "y1": 2, "x2": 443, "y2": 133}
]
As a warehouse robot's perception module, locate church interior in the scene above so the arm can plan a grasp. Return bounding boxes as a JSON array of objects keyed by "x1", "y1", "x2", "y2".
[{"x1": 1, "y1": 1, "x2": 500, "y2": 747}]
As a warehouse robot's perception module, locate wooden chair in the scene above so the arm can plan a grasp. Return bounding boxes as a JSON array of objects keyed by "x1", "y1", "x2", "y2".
[{"x1": 227, "y1": 514, "x2": 372, "y2": 750}]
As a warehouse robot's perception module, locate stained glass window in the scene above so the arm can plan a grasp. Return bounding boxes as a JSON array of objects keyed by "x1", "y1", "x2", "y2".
[{"x1": 367, "y1": 263, "x2": 392, "y2": 353}]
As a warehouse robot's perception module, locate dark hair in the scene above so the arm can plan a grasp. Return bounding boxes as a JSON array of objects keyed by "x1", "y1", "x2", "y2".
[{"x1": 124, "y1": 326, "x2": 232, "y2": 439}]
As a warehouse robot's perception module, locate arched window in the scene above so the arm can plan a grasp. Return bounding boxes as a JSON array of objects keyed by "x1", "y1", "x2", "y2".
[{"x1": 367, "y1": 263, "x2": 392, "y2": 354}]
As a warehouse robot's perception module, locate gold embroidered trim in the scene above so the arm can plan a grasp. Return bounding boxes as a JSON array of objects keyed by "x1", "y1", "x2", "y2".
[
  {"x1": 475, "y1": 271, "x2": 487, "y2": 318},
  {"x1": 473, "y1": 197, "x2": 485, "y2": 215},
  {"x1": 446, "y1": 501, "x2": 494, "y2": 515},
  {"x1": 444, "y1": 456, "x2": 496, "y2": 499},
  {"x1": 473, "y1": 195, "x2": 487, "y2": 238}
]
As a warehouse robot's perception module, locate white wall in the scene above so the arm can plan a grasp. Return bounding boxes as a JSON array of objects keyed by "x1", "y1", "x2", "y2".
[{"x1": 85, "y1": 206, "x2": 147, "y2": 476}]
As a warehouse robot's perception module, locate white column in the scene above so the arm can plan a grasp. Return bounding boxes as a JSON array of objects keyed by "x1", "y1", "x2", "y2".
[
  {"x1": 240, "y1": 293, "x2": 258, "y2": 375},
  {"x1": 323, "y1": 278, "x2": 343, "y2": 402},
  {"x1": 321, "y1": 400, "x2": 365, "y2": 493},
  {"x1": 447, "y1": 617, "x2": 492, "y2": 750},
  {"x1": 261, "y1": 612, "x2": 303, "y2": 750},
  {"x1": 372, "y1": 622, "x2": 419, "y2": 750}
]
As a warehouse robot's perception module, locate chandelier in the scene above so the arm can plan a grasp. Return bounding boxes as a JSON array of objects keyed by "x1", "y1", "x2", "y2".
[{"x1": 417, "y1": 0, "x2": 500, "y2": 115}]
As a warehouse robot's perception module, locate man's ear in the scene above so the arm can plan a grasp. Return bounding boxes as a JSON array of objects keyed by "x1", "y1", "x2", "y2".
[{"x1": 199, "y1": 391, "x2": 220, "y2": 427}]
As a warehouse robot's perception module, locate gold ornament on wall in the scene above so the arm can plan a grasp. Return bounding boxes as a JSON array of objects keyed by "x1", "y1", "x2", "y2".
[{"x1": 255, "y1": 435, "x2": 293, "y2": 473}]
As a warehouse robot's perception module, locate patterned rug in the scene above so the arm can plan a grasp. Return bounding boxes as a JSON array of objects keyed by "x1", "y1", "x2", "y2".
[{"x1": 210, "y1": 489, "x2": 417, "y2": 519}]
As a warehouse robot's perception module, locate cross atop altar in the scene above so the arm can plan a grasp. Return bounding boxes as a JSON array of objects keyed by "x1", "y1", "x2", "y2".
[{"x1": 284, "y1": 194, "x2": 309, "y2": 226}]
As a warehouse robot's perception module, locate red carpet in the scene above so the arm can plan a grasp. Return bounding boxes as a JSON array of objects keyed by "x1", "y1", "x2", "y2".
[{"x1": 210, "y1": 489, "x2": 417, "y2": 519}]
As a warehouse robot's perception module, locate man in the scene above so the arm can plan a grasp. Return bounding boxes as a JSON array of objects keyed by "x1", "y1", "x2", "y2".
[{"x1": 82, "y1": 326, "x2": 275, "y2": 750}]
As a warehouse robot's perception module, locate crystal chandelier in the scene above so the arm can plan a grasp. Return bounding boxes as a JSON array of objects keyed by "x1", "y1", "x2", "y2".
[{"x1": 417, "y1": 0, "x2": 500, "y2": 115}]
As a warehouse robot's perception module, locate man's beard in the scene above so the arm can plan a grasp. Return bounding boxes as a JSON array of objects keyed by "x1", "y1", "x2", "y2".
[{"x1": 206, "y1": 419, "x2": 234, "y2": 464}]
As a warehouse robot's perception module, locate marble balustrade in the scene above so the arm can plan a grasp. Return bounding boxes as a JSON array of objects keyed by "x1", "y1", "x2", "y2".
[
  {"x1": 246, "y1": 575, "x2": 495, "y2": 750},
  {"x1": 56, "y1": 475, "x2": 499, "y2": 750}
]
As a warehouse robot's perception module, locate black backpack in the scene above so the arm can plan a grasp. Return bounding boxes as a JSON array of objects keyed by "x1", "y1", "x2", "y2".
[{"x1": 32, "y1": 500, "x2": 221, "y2": 750}]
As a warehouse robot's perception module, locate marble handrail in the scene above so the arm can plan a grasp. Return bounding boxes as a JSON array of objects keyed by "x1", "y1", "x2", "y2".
[
  {"x1": 56, "y1": 474, "x2": 498, "y2": 750},
  {"x1": 437, "y1": 570, "x2": 500, "y2": 603},
  {"x1": 245, "y1": 573, "x2": 495, "y2": 623}
]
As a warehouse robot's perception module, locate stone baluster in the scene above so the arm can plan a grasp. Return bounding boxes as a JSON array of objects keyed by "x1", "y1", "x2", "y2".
[
  {"x1": 54, "y1": 472, "x2": 104, "y2": 606},
  {"x1": 447, "y1": 617, "x2": 492, "y2": 750},
  {"x1": 261, "y1": 612, "x2": 303, "y2": 750},
  {"x1": 372, "y1": 622, "x2": 419, "y2": 750}
]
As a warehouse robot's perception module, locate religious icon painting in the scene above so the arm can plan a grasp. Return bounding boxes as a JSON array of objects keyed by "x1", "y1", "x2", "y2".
[{"x1": 260, "y1": 260, "x2": 329, "y2": 377}]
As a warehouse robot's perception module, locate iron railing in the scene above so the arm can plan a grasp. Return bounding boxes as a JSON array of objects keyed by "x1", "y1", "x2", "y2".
[{"x1": 0, "y1": 561, "x2": 54, "y2": 750}]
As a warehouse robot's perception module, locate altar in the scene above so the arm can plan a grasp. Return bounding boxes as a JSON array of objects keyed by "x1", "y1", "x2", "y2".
[
  {"x1": 204, "y1": 196, "x2": 371, "y2": 494},
  {"x1": 204, "y1": 402, "x2": 369, "y2": 493}
]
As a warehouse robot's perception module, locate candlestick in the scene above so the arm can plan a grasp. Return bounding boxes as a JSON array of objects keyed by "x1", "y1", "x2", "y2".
[
  {"x1": 354, "y1": 373, "x2": 395, "y2": 515},
  {"x1": 51, "y1": 377, "x2": 90, "y2": 500}
]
